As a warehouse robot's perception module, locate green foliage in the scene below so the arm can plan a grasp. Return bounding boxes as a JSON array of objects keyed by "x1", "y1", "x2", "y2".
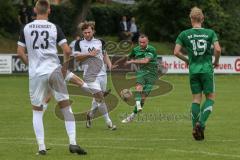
[
  {"x1": 49, "y1": 5, "x2": 77, "y2": 36},
  {"x1": 0, "y1": 0, "x2": 18, "y2": 36},
  {"x1": 88, "y1": 3, "x2": 133, "y2": 35},
  {"x1": 49, "y1": 3, "x2": 133, "y2": 36},
  {"x1": 135, "y1": 0, "x2": 240, "y2": 55}
]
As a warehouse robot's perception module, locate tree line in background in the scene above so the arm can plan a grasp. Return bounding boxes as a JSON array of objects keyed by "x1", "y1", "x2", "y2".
[{"x1": 0, "y1": 0, "x2": 239, "y2": 55}]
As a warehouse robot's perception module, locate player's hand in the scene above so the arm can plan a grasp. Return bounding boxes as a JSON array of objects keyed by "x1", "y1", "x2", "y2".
[
  {"x1": 111, "y1": 64, "x2": 119, "y2": 70},
  {"x1": 89, "y1": 49, "x2": 99, "y2": 57},
  {"x1": 125, "y1": 60, "x2": 133, "y2": 65},
  {"x1": 213, "y1": 61, "x2": 219, "y2": 68}
]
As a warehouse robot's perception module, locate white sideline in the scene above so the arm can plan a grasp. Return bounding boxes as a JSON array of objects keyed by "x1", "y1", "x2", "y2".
[
  {"x1": 0, "y1": 137, "x2": 236, "y2": 143},
  {"x1": 0, "y1": 137, "x2": 239, "y2": 157},
  {"x1": 0, "y1": 141, "x2": 154, "y2": 151}
]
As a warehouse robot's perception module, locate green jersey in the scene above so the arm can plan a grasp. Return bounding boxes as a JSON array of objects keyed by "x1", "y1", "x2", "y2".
[
  {"x1": 129, "y1": 45, "x2": 158, "y2": 76},
  {"x1": 176, "y1": 28, "x2": 218, "y2": 74}
]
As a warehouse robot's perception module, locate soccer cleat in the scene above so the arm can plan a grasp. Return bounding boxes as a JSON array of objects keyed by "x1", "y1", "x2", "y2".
[
  {"x1": 192, "y1": 128, "x2": 201, "y2": 141},
  {"x1": 103, "y1": 89, "x2": 111, "y2": 97},
  {"x1": 69, "y1": 144, "x2": 87, "y2": 155},
  {"x1": 121, "y1": 115, "x2": 134, "y2": 123},
  {"x1": 86, "y1": 112, "x2": 92, "y2": 128},
  {"x1": 37, "y1": 150, "x2": 46, "y2": 155},
  {"x1": 194, "y1": 122, "x2": 205, "y2": 141},
  {"x1": 108, "y1": 124, "x2": 117, "y2": 131}
]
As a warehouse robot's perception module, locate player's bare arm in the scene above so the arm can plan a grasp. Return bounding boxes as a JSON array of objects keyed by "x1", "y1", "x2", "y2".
[
  {"x1": 174, "y1": 44, "x2": 189, "y2": 64},
  {"x1": 60, "y1": 43, "x2": 72, "y2": 77},
  {"x1": 17, "y1": 45, "x2": 28, "y2": 65},
  {"x1": 103, "y1": 52, "x2": 114, "y2": 70},
  {"x1": 213, "y1": 41, "x2": 221, "y2": 68},
  {"x1": 126, "y1": 57, "x2": 150, "y2": 64},
  {"x1": 75, "y1": 49, "x2": 98, "y2": 62}
]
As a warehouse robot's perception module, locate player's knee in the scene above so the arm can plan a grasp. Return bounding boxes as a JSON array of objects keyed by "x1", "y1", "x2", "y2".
[
  {"x1": 206, "y1": 93, "x2": 215, "y2": 100},
  {"x1": 192, "y1": 94, "x2": 202, "y2": 103},
  {"x1": 58, "y1": 100, "x2": 70, "y2": 108},
  {"x1": 94, "y1": 92, "x2": 104, "y2": 102},
  {"x1": 136, "y1": 84, "x2": 143, "y2": 92},
  {"x1": 32, "y1": 105, "x2": 43, "y2": 111}
]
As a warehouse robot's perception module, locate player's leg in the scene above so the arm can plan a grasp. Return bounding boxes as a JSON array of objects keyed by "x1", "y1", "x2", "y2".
[
  {"x1": 140, "y1": 75, "x2": 158, "y2": 109},
  {"x1": 122, "y1": 83, "x2": 143, "y2": 123},
  {"x1": 199, "y1": 73, "x2": 215, "y2": 129},
  {"x1": 65, "y1": 71, "x2": 93, "y2": 94},
  {"x1": 99, "y1": 75, "x2": 116, "y2": 129},
  {"x1": 190, "y1": 74, "x2": 203, "y2": 127},
  {"x1": 30, "y1": 75, "x2": 49, "y2": 155},
  {"x1": 91, "y1": 76, "x2": 116, "y2": 130},
  {"x1": 135, "y1": 83, "x2": 143, "y2": 112},
  {"x1": 190, "y1": 74, "x2": 204, "y2": 140},
  {"x1": 50, "y1": 67, "x2": 86, "y2": 155}
]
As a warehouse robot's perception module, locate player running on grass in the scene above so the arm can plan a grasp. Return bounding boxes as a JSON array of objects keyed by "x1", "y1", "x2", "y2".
[
  {"x1": 73, "y1": 21, "x2": 116, "y2": 130},
  {"x1": 174, "y1": 7, "x2": 221, "y2": 140},
  {"x1": 121, "y1": 34, "x2": 158, "y2": 123},
  {"x1": 17, "y1": 0, "x2": 87, "y2": 155}
]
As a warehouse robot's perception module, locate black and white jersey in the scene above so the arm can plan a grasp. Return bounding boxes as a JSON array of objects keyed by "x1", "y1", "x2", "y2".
[
  {"x1": 17, "y1": 20, "x2": 67, "y2": 78},
  {"x1": 73, "y1": 38, "x2": 107, "y2": 82}
]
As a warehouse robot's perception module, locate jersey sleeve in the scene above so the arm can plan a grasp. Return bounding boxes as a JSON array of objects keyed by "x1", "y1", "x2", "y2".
[
  {"x1": 99, "y1": 39, "x2": 106, "y2": 55},
  {"x1": 145, "y1": 47, "x2": 156, "y2": 59},
  {"x1": 175, "y1": 31, "x2": 184, "y2": 46},
  {"x1": 211, "y1": 30, "x2": 219, "y2": 43},
  {"x1": 17, "y1": 27, "x2": 26, "y2": 47},
  {"x1": 56, "y1": 25, "x2": 67, "y2": 46},
  {"x1": 73, "y1": 39, "x2": 81, "y2": 55}
]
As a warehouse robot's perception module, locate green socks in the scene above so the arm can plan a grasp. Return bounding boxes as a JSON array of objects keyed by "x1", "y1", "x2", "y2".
[
  {"x1": 200, "y1": 99, "x2": 214, "y2": 128},
  {"x1": 191, "y1": 103, "x2": 200, "y2": 128}
]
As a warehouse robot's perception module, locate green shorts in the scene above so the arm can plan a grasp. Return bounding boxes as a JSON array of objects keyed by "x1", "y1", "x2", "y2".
[
  {"x1": 136, "y1": 71, "x2": 158, "y2": 96},
  {"x1": 189, "y1": 73, "x2": 215, "y2": 94}
]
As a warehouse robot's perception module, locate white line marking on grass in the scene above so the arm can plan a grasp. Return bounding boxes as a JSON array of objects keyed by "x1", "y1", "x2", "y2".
[
  {"x1": 0, "y1": 141, "x2": 154, "y2": 151},
  {"x1": 0, "y1": 137, "x2": 237, "y2": 143},
  {"x1": 169, "y1": 149, "x2": 240, "y2": 159}
]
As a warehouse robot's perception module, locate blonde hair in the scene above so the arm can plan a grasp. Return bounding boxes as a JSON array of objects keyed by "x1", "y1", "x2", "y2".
[
  {"x1": 189, "y1": 7, "x2": 204, "y2": 23},
  {"x1": 35, "y1": 0, "x2": 50, "y2": 15},
  {"x1": 79, "y1": 21, "x2": 95, "y2": 31}
]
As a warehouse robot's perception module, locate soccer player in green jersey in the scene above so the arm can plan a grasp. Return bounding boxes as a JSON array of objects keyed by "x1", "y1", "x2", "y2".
[
  {"x1": 174, "y1": 7, "x2": 221, "y2": 140},
  {"x1": 122, "y1": 34, "x2": 158, "y2": 123}
]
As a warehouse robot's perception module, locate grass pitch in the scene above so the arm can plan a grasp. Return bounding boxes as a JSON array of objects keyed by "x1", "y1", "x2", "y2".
[{"x1": 0, "y1": 75, "x2": 239, "y2": 160}]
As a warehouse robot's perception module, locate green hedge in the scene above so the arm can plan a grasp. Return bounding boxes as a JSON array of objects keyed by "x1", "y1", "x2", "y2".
[
  {"x1": 88, "y1": 4, "x2": 133, "y2": 35},
  {"x1": 0, "y1": 0, "x2": 18, "y2": 36},
  {"x1": 49, "y1": 5, "x2": 77, "y2": 36},
  {"x1": 49, "y1": 3, "x2": 133, "y2": 36}
]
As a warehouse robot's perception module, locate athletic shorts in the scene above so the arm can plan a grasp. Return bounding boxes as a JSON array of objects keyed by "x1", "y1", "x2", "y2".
[
  {"x1": 65, "y1": 71, "x2": 74, "y2": 82},
  {"x1": 84, "y1": 75, "x2": 107, "y2": 94},
  {"x1": 189, "y1": 72, "x2": 215, "y2": 94},
  {"x1": 29, "y1": 67, "x2": 69, "y2": 107},
  {"x1": 136, "y1": 71, "x2": 158, "y2": 96}
]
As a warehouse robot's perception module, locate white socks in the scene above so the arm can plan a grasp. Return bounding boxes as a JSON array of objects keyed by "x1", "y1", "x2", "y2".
[
  {"x1": 136, "y1": 101, "x2": 142, "y2": 111},
  {"x1": 61, "y1": 106, "x2": 77, "y2": 145},
  {"x1": 33, "y1": 105, "x2": 77, "y2": 152},
  {"x1": 97, "y1": 102, "x2": 112, "y2": 126},
  {"x1": 32, "y1": 110, "x2": 46, "y2": 151}
]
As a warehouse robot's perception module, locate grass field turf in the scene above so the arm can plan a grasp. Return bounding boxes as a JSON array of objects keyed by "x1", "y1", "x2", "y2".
[{"x1": 0, "y1": 75, "x2": 239, "y2": 160}]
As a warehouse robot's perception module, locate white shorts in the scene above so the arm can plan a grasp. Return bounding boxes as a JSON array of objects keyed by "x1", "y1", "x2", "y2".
[
  {"x1": 29, "y1": 67, "x2": 69, "y2": 107},
  {"x1": 65, "y1": 71, "x2": 74, "y2": 82},
  {"x1": 86, "y1": 75, "x2": 107, "y2": 94}
]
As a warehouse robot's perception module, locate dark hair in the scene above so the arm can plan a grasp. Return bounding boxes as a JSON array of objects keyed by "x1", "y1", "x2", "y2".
[
  {"x1": 139, "y1": 33, "x2": 148, "y2": 39},
  {"x1": 79, "y1": 21, "x2": 95, "y2": 31}
]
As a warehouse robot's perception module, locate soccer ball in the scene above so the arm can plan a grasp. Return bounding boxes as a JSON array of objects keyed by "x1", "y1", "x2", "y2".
[{"x1": 120, "y1": 89, "x2": 133, "y2": 101}]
